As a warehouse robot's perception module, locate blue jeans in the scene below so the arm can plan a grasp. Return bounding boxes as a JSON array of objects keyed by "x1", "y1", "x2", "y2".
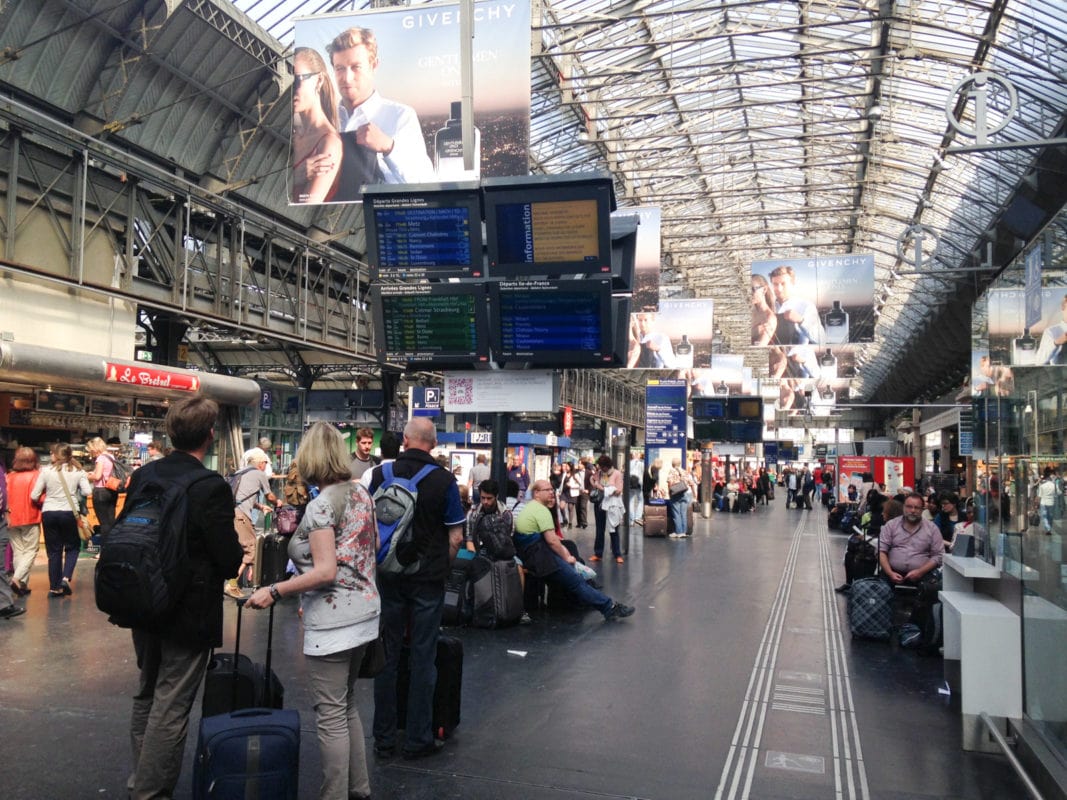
[
  {"x1": 1040, "y1": 504, "x2": 1054, "y2": 533},
  {"x1": 546, "y1": 553, "x2": 614, "y2": 616},
  {"x1": 669, "y1": 496, "x2": 689, "y2": 534},
  {"x1": 630, "y1": 491, "x2": 644, "y2": 523},
  {"x1": 373, "y1": 576, "x2": 445, "y2": 753},
  {"x1": 593, "y1": 504, "x2": 620, "y2": 558}
]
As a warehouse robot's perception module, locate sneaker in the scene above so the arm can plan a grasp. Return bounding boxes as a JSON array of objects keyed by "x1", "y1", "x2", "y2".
[
  {"x1": 519, "y1": 612, "x2": 533, "y2": 625},
  {"x1": 604, "y1": 602, "x2": 635, "y2": 621},
  {"x1": 373, "y1": 743, "x2": 396, "y2": 759},
  {"x1": 223, "y1": 579, "x2": 245, "y2": 599},
  {"x1": 61, "y1": 578, "x2": 73, "y2": 596},
  {"x1": 668, "y1": 532, "x2": 681, "y2": 539},
  {"x1": 589, "y1": 555, "x2": 602, "y2": 563},
  {"x1": 0, "y1": 604, "x2": 27, "y2": 619},
  {"x1": 834, "y1": 583, "x2": 851, "y2": 594}
]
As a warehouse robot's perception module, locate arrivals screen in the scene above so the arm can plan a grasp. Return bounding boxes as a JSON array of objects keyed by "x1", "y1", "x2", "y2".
[
  {"x1": 489, "y1": 279, "x2": 613, "y2": 366},
  {"x1": 483, "y1": 173, "x2": 615, "y2": 279},
  {"x1": 370, "y1": 283, "x2": 489, "y2": 367},
  {"x1": 691, "y1": 396, "x2": 764, "y2": 442},
  {"x1": 363, "y1": 183, "x2": 483, "y2": 280}
]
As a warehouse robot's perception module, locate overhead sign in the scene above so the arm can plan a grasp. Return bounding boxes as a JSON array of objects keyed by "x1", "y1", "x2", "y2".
[
  {"x1": 443, "y1": 370, "x2": 557, "y2": 413},
  {"x1": 104, "y1": 363, "x2": 201, "y2": 392},
  {"x1": 412, "y1": 386, "x2": 442, "y2": 417},
  {"x1": 644, "y1": 379, "x2": 687, "y2": 448}
]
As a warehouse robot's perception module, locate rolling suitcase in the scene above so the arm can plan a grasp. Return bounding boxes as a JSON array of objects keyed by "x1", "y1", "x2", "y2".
[
  {"x1": 848, "y1": 577, "x2": 894, "y2": 640},
  {"x1": 255, "y1": 533, "x2": 289, "y2": 588},
  {"x1": 194, "y1": 602, "x2": 298, "y2": 799},
  {"x1": 442, "y1": 554, "x2": 476, "y2": 627},
  {"x1": 397, "y1": 634, "x2": 463, "y2": 740},
  {"x1": 644, "y1": 500, "x2": 668, "y2": 537},
  {"x1": 471, "y1": 558, "x2": 524, "y2": 628},
  {"x1": 202, "y1": 599, "x2": 284, "y2": 718}
]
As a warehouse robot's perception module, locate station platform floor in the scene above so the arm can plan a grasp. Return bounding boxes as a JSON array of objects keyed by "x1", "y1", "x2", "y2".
[{"x1": 1, "y1": 497, "x2": 1027, "y2": 800}]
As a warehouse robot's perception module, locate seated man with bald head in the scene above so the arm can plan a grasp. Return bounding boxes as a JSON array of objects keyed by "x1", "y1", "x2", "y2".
[{"x1": 513, "y1": 480, "x2": 634, "y2": 622}]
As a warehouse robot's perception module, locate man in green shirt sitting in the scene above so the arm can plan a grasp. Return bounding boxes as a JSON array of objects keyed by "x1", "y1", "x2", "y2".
[{"x1": 513, "y1": 480, "x2": 634, "y2": 621}]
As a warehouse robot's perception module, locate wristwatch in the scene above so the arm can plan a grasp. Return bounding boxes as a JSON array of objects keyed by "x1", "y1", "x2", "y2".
[{"x1": 269, "y1": 584, "x2": 281, "y2": 601}]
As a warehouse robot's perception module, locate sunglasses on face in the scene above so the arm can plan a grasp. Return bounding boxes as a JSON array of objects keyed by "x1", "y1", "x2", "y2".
[{"x1": 294, "y1": 72, "x2": 319, "y2": 88}]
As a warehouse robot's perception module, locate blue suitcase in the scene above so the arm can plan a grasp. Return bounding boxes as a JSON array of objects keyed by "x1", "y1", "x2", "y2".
[
  {"x1": 193, "y1": 707, "x2": 300, "y2": 799},
  {"x1": 194, "y1": 602, "x2": 299, "y2": 799}
]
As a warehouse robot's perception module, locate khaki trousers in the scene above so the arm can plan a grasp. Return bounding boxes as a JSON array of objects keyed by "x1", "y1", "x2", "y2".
[
  {"x1": 129, "y1": 630, "x2": 210, "y2": 799},
  {"x1": 306, "y1": 643, "x2": 371, "y2": 799}
]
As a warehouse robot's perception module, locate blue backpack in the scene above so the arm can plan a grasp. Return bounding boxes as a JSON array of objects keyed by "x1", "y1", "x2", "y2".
[{"x1": 373, "y1": 462, "x2": 438, "y2": 575}]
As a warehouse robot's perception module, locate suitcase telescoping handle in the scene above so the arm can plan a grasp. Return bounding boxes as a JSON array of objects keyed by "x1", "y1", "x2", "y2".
[{"x1": 233, "y1": 597, "x2": 276, "y2": 707}]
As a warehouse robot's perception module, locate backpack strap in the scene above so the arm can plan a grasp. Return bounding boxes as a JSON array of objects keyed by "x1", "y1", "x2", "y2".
[
  {"x1": 410, "y1": 463, "x2": 439, "y2": 487},
  {"x1": 381, "y1": 461, "x2": 395, "y2": 485},
  {"x1": 233, "y1": 466, "x2": 260, "y2": 506}
]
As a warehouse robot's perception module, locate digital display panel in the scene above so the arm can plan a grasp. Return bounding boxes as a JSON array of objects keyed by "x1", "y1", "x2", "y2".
[
  {"x1": 692, "y1": 396, "x2": 764, "y2": 420},
  {"x1": 693, "y1": 419, "x2": 764, "y2": 444},
  {"x1": 364, "y1": 183, "x2": 483, "y2": 280},
  {"x1": 692, "y1": 396, "x2": 764, "y2": 442},
  {"x1": 483, "y1": 173, "x2": 615, "y2": 279},
  {"x1": 371, "y1": 283, "x2": 489, "y2": 367},
  {"x1": 488, "y1": 278, "x2": 614, "y2": 366}
]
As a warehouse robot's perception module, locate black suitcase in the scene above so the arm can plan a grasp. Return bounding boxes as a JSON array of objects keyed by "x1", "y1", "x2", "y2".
[
  {"x1": 397, "y1": 634, "x2": 463, "y2": 741},
  {"x1": 848, "y1": 577, "x2": 894, "y2": 640},
  {"x1": 256, "y1": 533, "x2": 289, "y2": 588},
  {"x1": 644, "y1": 501, "x2": 668, "y2": 536},
  {"x1": 194, "y1": 602, "x2": 297, "y2": 799},
  {"x1": 202, "y1": 599, "x2": 284, "y2": 717},
  {"x1": 471, "y1": 558, "x2": 524, "y2": 628},
  {"x1": 442, "y1": 557, "x2": 475, "y2": 627}
]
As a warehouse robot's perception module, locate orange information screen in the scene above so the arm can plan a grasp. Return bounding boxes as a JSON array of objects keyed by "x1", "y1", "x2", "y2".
[{"x1": 529, "y1": 199, "x2": 599, "y2": 262}]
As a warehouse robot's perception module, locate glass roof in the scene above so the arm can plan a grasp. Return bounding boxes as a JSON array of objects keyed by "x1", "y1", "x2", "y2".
[{"x1": 162, "y1": 0, "x2": 1067, "y2": 402}]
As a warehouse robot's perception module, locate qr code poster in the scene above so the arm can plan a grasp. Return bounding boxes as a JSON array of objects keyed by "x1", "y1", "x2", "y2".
[{"x1": 443, "y1": 371, "x2": 558, "y2": 413}]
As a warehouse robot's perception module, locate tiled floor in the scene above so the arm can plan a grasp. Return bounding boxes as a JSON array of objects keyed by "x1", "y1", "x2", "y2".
[{"x1": 0, "y1": 499, "x2": 1027, "y2": 799}]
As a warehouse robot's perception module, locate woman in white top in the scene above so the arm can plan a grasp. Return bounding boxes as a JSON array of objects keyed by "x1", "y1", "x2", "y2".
[
  {"x1": 30, "y1": 443, "x2": 92, "y2": 598},
  {"x1": 247, "y1": 422, "x2": 379, "y2": 800}
]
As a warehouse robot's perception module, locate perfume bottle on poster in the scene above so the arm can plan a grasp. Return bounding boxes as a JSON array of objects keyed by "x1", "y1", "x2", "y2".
[
  {"x1": 1013, "y1": 327, "x2": 1038, "y2": 366},
  {"x1": 823, "y1": 300, "x2": 849, "y2": 344},
  {"x1": 818, "y1": 348, "x2": 837, "y2": 380},
  {"x1": 434, "y1": 100, "x2": 480, "y2": 180},
  {"x1": 674, "y1": 334, "x2": 694, "y2": 368}
]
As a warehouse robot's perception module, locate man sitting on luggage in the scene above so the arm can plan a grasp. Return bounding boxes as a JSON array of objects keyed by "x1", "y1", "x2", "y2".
[
  {"x1": 879, "y1": 492, "x2": 944, "y2": 587},
  {"x1": 513, "y1": 480, "x2": 634, "y2": 621},
  {"x1": 465, "y1": 479, "x2": 514, "y2": 561}
]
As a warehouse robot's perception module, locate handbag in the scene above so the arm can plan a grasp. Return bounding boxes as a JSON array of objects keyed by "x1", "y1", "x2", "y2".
[
  {"x1": 57, "y1": 468, "x2": 94, "y2": 541},
  {"x1": 358, "y1": 636, "x2": 386, "y2": 679},
  {"x1": 669, "y1": 481, "x2": 688, "y2": 498},
  {"x1": 589, "y1": 488, "x2": 604, "y2": 505}
]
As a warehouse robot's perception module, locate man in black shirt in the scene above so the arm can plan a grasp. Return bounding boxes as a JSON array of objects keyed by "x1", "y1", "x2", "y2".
[
  {"x1": 369, "y1": 418, "x2": 465, "y2": 760},
  {"x1": 125, "y1": 396, "x2": 243, "y2": 799}
]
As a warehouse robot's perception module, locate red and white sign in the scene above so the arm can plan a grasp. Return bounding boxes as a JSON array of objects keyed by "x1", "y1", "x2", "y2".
[
  {"x1": 562, "y1": 406, "x2": 574, "y2": 437},
  {"x1": 104, "y1": 363, "x2": 201, "y2": 392}
]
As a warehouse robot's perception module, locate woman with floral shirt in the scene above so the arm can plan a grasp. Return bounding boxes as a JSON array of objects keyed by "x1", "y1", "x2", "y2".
[{"x1": 248, "y1": 422, "x2": 379, "y2": 800}]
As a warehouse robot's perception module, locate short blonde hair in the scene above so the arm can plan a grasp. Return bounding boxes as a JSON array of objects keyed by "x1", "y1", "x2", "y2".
[{"x1": 296, "y1": 422, "x2": 352, "y2": 486}]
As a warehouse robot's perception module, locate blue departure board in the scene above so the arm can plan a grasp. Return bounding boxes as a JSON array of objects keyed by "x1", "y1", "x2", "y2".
[
  {"x1": 489, "y1": 279, "x2": 613, "y2": 365},
  {"x1": 364, "y1": 183, "x2": 483, "y2": 280}
]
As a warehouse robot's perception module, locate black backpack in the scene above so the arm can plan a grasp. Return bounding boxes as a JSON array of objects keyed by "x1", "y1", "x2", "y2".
[{"x1": 94, "y1": 468, "x2": 213, "y2": 628}]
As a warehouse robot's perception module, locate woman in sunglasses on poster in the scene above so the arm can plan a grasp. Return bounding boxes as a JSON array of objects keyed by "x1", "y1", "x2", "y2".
[{"x1": 290, "y1": 47, "x2": 343, "y2": 205}]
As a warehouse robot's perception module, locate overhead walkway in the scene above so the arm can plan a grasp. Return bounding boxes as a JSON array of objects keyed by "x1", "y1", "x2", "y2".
[{"x1": 0, "y1": 498, "x2": 1027, "y2": 799}]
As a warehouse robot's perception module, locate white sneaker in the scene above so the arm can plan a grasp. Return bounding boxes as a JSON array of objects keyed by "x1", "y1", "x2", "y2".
[{"x1": 668, "y1": 532, "x2": 681, "y2": 539}]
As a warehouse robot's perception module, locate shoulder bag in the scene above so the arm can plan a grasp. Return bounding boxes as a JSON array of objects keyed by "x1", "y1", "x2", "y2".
[{"x1": 57, "y1": 468, "x2": 94, "y2": 541}]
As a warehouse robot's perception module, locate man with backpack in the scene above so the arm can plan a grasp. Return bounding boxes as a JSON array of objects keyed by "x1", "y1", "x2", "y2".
[
  {"x1": 117, "y1": 395, "x2": 243, "y2": 799},
  {"x1": 368, "y1": 417, "x2": 465, "y2": 761},
  {"x1": 225, "y1": 447, "x2": 280, "y2": 599},
  {"x1": 464, "y1": 479, "x2": 515, "y2": 561}
]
